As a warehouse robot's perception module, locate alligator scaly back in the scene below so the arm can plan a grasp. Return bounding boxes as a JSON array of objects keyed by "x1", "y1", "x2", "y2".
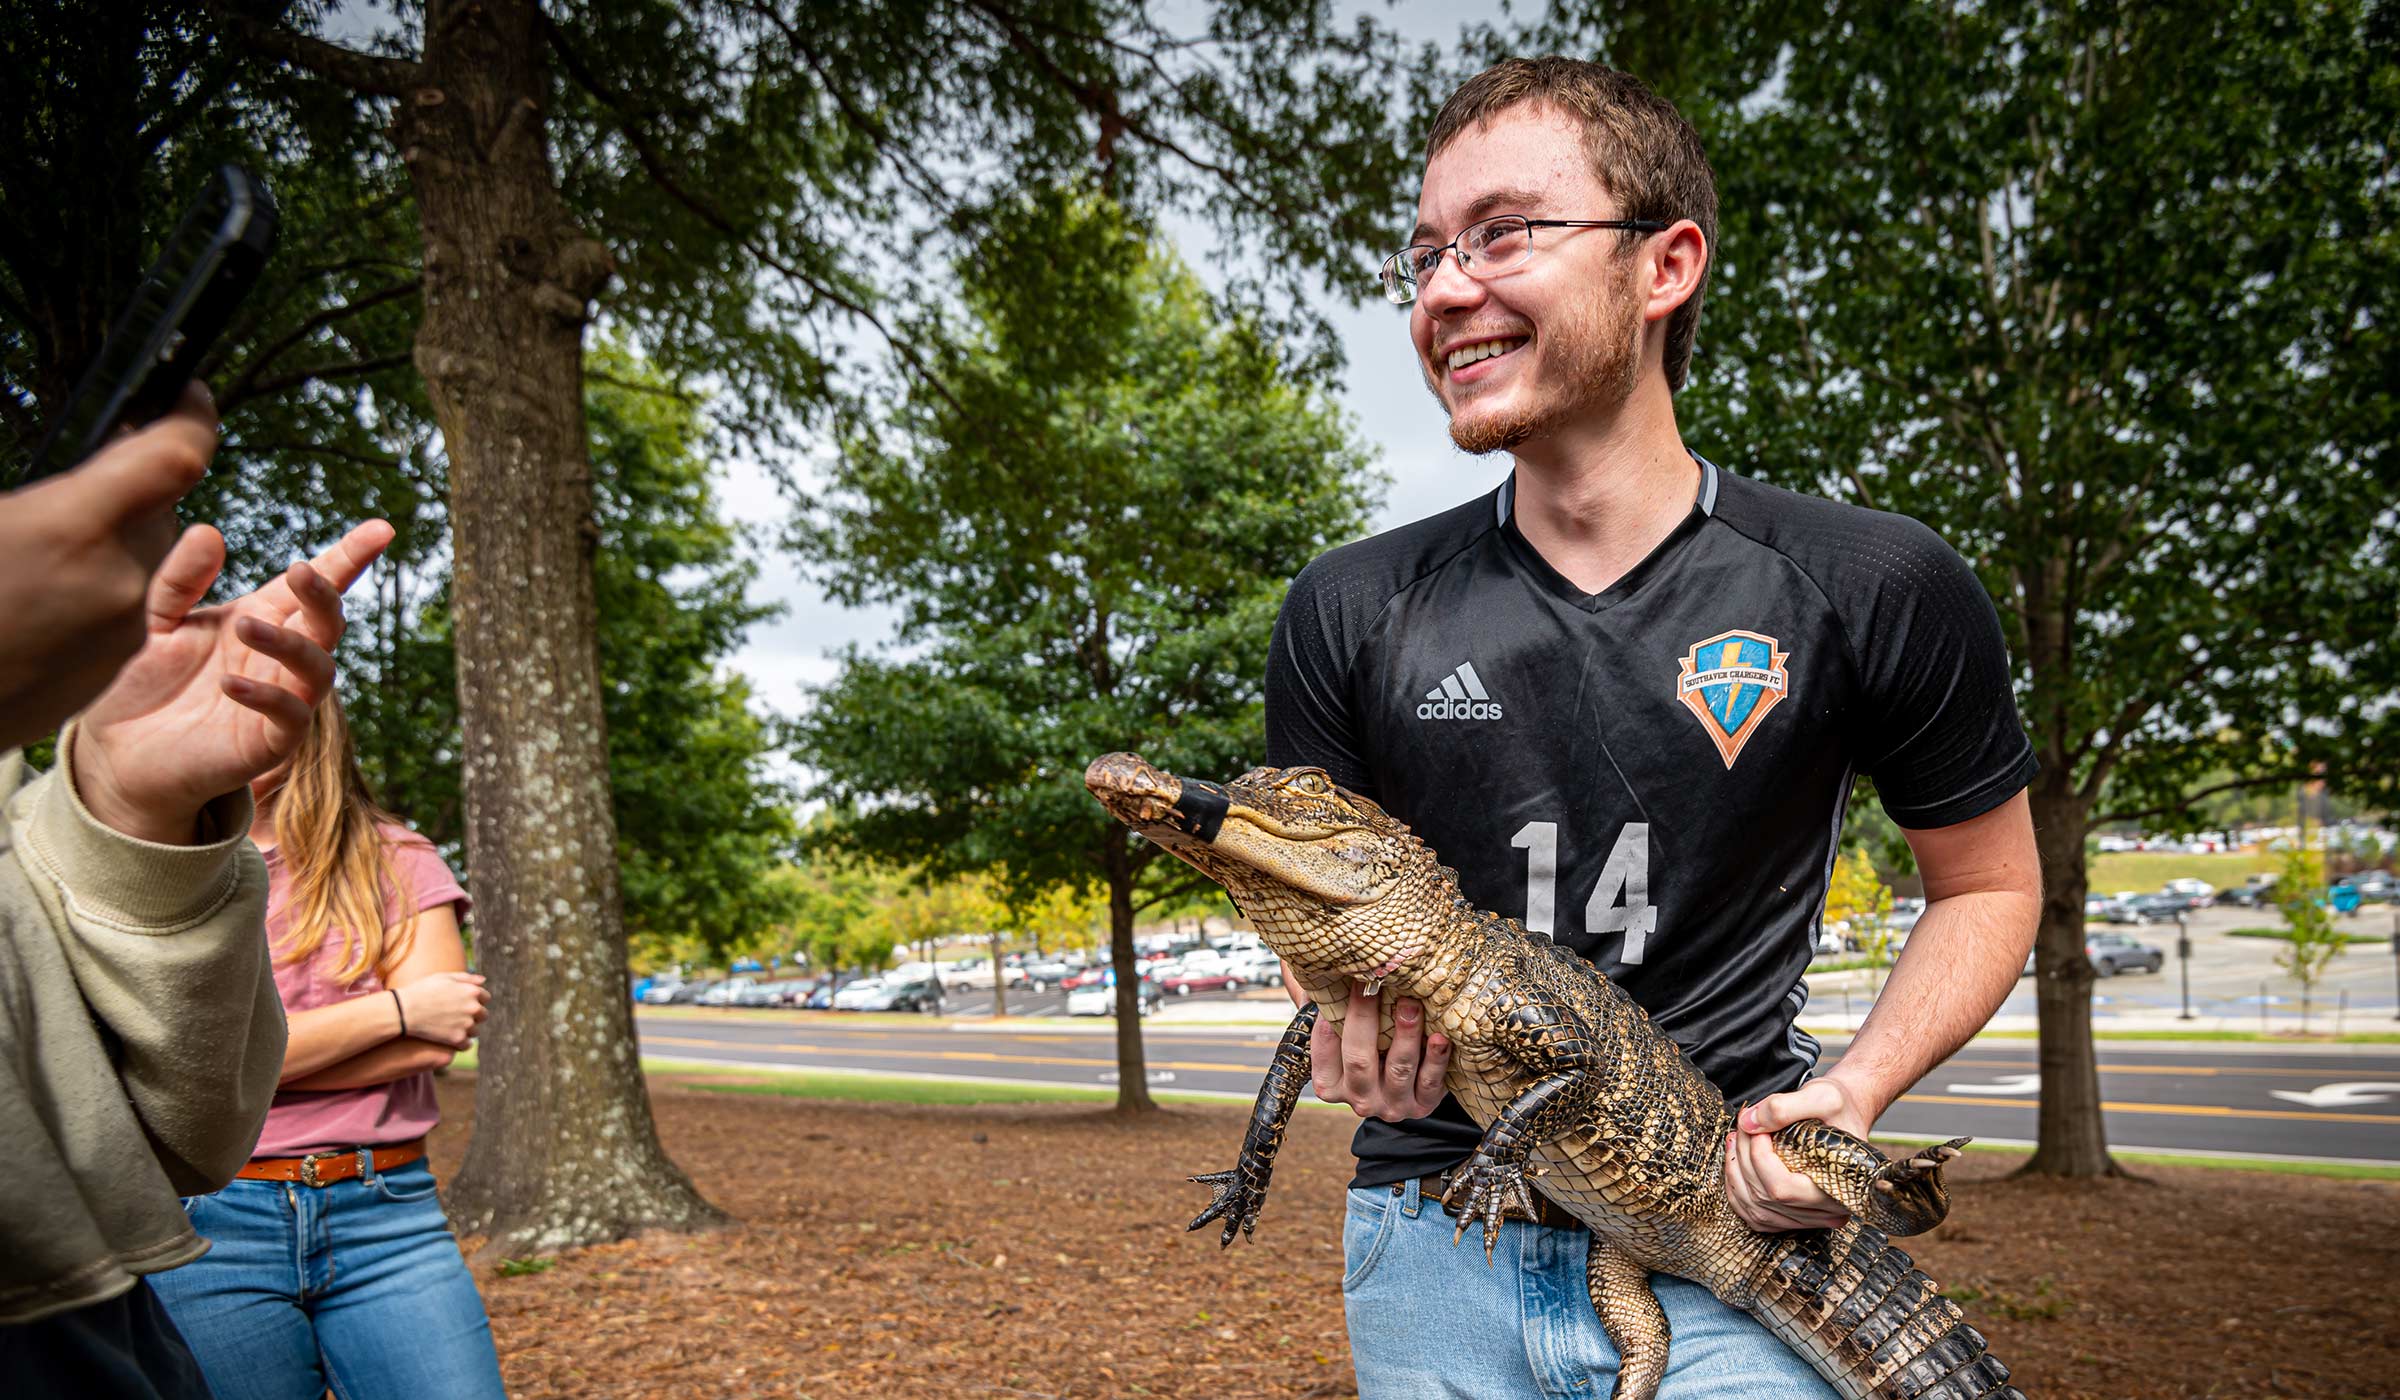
[{"x1": 1086, "y1": 753, "x2": 2025, "y2": 1400}]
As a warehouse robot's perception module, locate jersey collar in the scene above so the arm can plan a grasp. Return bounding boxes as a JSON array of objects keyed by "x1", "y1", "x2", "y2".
[{"x1": 1494, "y1": 449, "x2": 1720, "y2": 529}]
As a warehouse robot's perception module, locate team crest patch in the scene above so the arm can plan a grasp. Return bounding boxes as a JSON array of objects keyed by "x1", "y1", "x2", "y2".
[{"x1": 1676, "y1": 629, "x2": 1791, "y2": 769}]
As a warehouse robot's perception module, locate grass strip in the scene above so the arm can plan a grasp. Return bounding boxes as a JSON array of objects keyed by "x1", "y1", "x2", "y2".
[
  {"x1": 2223, "y1": 927, "x2": 2389, "y2": 944},
  {"x1": 1872, "y1": 1133, "x2": 2400, "y2": 1182}
]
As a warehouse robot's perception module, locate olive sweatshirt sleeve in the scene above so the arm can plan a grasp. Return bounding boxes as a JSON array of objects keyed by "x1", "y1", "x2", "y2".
[{"x1": 11, "y1": 726, "x2": 284, "y2": 1190}]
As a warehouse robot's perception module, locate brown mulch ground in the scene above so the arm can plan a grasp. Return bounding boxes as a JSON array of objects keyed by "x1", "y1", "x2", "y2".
[{"x1": 428, "y1": 1075, "x2": 2399, "y2": 1400}]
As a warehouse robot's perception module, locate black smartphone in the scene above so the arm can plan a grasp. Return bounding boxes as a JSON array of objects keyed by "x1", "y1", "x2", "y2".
[{"x1": 9, "y1": 164, "x2": 278, "y2": 488}]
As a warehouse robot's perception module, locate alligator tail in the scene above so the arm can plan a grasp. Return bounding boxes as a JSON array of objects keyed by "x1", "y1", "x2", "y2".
[{"x1": 1744, "y1": 1221, "x2": 2023, "y2": 1400}]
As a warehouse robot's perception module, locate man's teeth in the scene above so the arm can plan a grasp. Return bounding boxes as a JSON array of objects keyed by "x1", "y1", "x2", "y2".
[{"x1": 1448, "y1": 337, "x2": 1528, "y2": 371}]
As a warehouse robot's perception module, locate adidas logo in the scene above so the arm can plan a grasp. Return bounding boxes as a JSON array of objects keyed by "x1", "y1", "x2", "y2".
[{"x1": 1416, "y1": 661, "x2": 1504, "y2": 721}]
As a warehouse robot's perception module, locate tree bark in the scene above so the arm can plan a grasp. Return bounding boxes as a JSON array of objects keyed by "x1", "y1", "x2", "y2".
[
  {"x1": 2020, "y1": 755, "x2": 2123, "y2": 1177},
  {"x1": 1103, "y1": 826, "x2": 1155, "y2": 1113},
  {"x1": 988, "y1": 928, "x2": 1007, "y2": 1018},
  {"x1": 396, "y1": 0, "x2": 722, "y2": 1252}
]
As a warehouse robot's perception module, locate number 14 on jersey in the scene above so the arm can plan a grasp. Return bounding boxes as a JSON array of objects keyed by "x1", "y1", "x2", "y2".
[{"x1": 1510, "y1": 821, "x2": 1659, "y2": 964}]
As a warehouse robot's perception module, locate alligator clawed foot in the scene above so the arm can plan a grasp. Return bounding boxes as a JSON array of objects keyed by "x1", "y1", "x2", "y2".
[
  {"x1": 1440, "y1": 1157, "x2": 1542, "y2": 1263},
  {"x1": 1186, "y1": 1165, "x2": 1269, "y2": 1248},
  {"x1": 1867, "y1": 1136, "x2": 1970, "y2": 1236}
]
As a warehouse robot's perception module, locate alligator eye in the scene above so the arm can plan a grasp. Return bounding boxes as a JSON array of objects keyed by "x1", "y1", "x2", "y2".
[{"x1": 1285, "y1": 771, "x2": 1333, "y2": 796}]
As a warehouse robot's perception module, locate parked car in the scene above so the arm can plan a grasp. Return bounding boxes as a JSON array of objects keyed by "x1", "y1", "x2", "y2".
[
  {"x1": 2130, "y1": 892, "x2": 2199, "y2": 920},
  {"x1": 698, "y1": 976, "x2": 761, "y2": 1006},
  {"x1": 1158, "y1": 969, "x2": 1242, "y2": 997},
  {"x1": 843, "y1": 976, "x2": 945, "y2": 1014},
  {"x1": 1020, "y1": 959, "x2": 1074, "y2": 990},
  {"x1": 1229, "y1": 949, "x2": 1283, "y2": 987},
  {"x1": 726, "y1": 978, "x2": 793, "y2": 1008},
  {"x1": 831, "y1": 977, "x2": 889, "y2": 1010},
  {"x1": 666, "y1": 979, "x2": 723, "y2": 1004},
  {"x1": 804, "y1": 975, "x2": 870, "y2": 1010},
  {"x1": 2086, "y1": 932, "x2": 2165, "y2": 977},
  {"x1": 2161, "y1": 878, "x2": 2216, "y2": 906},
  {"x1": 638, "y1": 978, "x2": 687, "y2": 1005},
  {"x1": 2219, "y1": 875, "x2": 2279, "y2": 908},
  {"x1": 1067, "y1": 975, "x2": 1160, "y2": 1017},
  {"x1": 1061, "y1": 965, "x2": 1110, "y2": 990},
  {"x1": 2347, "y1": 871, "x2": 2396, "y2": 904}
]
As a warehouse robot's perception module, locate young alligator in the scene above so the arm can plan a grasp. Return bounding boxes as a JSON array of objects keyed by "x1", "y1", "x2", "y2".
[{"x1": 1085, "y1": 752, "x2": 2023, "y2": 1400}]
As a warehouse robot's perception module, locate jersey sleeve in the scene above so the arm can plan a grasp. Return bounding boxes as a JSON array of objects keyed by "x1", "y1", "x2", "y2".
[
  {"x1": 1852, "y1": 521, "x2": 2038, "y2": 830},
  {"x1": 1264, "y1": 557, "x2": 1375, "y2": 796}
]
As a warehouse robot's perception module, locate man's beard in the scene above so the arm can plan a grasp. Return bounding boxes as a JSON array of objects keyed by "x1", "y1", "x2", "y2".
[{"x1": 1438, "y1": 265, "x2": 1644, "y2": 456}]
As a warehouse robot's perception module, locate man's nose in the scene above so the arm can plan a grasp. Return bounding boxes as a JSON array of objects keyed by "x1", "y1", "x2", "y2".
[{"x1": 1413, "y1": 249, "x2": 1486, "y2": 320}]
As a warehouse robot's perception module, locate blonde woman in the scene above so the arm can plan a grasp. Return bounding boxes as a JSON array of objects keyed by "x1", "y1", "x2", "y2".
[{"x1": 150, "y1": 693, "x2": 506, "y2": 1400}]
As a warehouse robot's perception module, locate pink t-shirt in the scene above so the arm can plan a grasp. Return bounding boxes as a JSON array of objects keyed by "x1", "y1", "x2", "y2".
[{"x1": 252, "y1": 824, "x2": 470, "y2": 1157}]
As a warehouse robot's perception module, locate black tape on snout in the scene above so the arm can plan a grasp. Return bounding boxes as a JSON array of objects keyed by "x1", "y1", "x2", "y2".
[{"x1": 1167, "y1": 780, "x2": 1230, "y2": 843}]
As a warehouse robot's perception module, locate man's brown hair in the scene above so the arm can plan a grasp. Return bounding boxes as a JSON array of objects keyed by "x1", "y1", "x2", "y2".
[{"x1": 1426, "y1": 57, "x2": 1718, "y2": 393}]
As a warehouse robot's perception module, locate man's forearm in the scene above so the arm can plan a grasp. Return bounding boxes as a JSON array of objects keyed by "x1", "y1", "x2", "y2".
[{"x1": 1827, "y1": 888, "x2": 2039, "y2": 1124}]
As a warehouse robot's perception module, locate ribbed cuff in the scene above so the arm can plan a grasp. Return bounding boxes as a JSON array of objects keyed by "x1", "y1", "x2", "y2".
[{"x1": 30, "y1": 721, "x2": 259, "y2": 929}]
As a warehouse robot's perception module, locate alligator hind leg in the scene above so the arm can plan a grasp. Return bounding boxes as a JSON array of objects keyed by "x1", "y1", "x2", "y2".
[
  {"x1": 1186, "y1": 1003, "x2": 1317, "y2": 1246},
  {"x1": 1770, "y1": 1118, "x2": 1970, "y2": 1236},
  {"x1": 1584, "y1": 1238, "x2": 1671, "y2": 1400}
]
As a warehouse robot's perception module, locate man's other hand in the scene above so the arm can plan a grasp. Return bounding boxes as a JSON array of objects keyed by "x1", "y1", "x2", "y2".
[
  {"x1": 1306, "y1": 979, "x2": 1451, "y2": 1121},
  {"x1": 1723, "y1": 1075, "x2": 1876, "y2": 1232},
  {"x1": 0, "y1": 385, "x2": 218, "y2": 751},
  {"x1": 73, "y1": 517, "x2": 396, "y2": 844}
]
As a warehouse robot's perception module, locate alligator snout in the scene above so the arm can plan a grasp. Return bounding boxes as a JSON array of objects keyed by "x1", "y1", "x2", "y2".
[{"x1": 1085, "y1": 752, "x2": 1183, "y2": 826}]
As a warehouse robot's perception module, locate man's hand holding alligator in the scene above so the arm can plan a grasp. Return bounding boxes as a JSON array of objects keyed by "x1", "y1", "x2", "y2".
[
  {"x1": 1302, "y1": 977, "x2": 1452, "y2": 1120},
  {"x1": 1726, "y1": 1074, "x2": 1880, "y2": 1232}
]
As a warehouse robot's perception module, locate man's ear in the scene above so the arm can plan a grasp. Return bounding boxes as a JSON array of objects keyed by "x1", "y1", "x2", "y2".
[{"x1": 1642, "y1": 220, "x2": 1709, "y2": 327}]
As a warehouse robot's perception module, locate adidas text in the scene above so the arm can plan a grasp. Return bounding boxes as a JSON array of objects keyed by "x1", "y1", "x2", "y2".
[{"x1": 1416, "y1": 698, "x2": 1504, "y2": 721}]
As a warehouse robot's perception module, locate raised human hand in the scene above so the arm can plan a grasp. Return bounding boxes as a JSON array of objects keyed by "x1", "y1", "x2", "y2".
[{"x1": 73, "y1": 518, "x2": 395, "y2": 843}]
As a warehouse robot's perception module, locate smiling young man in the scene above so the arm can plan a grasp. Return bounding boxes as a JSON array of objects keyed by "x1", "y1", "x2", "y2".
[{"x1": 1265, "y1": 58, "x2": 2042, "y2": 1397}]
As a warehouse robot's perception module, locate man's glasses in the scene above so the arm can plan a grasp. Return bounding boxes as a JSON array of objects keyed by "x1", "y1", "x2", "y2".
[{"x1": 1378, "y1": 215, "x2": 1671, "y2": 305}]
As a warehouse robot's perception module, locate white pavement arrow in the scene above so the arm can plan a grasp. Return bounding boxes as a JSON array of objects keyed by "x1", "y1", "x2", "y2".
[
  {"x1": 1945, "y1": 1073, "x2": 2041, "y2": 1096},
  {"x1": 2269, "y1": 1082, "x2": 2400, "y2": 1108}
]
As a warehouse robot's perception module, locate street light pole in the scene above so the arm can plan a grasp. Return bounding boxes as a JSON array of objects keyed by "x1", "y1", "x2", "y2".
[{"x1": 2176, "y1": 911, "x2": 2194, "y2": 1021}]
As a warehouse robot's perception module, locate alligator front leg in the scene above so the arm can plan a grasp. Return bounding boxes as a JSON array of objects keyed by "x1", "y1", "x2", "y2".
[
  {"x1": 1442, "y1": 1069, "x2": 1597, "y2": 1259},
  {"x1": 1187, "y1": 1002, "x2": 1318, "y2": 1246},
  {"x1": 1586, "y1": 1238, "x2": 1671, "y2": 1400}
]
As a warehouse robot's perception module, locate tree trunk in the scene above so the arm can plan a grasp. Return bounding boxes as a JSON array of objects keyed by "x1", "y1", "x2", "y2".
[
  {"x1": 2019, "y1": 765, "x2": 2122, "y2": 1177},
  {"x1": 398, "y1": 0, "x2": 722, "y2": 1252},
  {"x1": 1103, "y1": 826, "x2": 1155, "y2": 1113},
  {"x1": 988, "y1": 928, "x2": 1007, "y2": 1018}
]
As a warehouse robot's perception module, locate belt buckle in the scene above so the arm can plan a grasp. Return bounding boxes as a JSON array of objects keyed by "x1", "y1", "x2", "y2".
[{"x1": 299, "y1": 1153, "x2": 325, "y2": 1188}]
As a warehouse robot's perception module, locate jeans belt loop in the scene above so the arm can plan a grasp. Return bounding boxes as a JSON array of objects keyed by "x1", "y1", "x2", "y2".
[{"x1": 1400, "y1": 1174, "x2": 1424, "y2": 1219}]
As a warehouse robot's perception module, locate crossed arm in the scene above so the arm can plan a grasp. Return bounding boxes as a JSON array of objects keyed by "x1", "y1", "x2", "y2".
[{"x1": 278, "y1": 902, "x2": 484, "y2": 1091}]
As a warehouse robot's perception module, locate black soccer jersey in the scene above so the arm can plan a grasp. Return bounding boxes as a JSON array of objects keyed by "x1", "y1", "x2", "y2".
[{"x1": 1264, "y1": 454, "x2": 2037, "y2": 1189}]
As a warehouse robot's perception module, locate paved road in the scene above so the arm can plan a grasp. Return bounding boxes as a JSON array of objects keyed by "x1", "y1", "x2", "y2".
[{"x1": 634, "y1": 1010, "x2": 2400, "y2": 1168}]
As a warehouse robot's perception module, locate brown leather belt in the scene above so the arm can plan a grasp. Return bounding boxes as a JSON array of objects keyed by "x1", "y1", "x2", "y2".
[
  {"x1": 1404, "y1": 1170, "x2": 1587, "y2": 1232},
  {"x1": 236, "y1": 1139, "x2": 426, "y2": 1188}
]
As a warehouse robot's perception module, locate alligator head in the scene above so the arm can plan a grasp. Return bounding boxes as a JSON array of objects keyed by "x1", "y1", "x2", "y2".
[{"x1": 1084, "y1": 752, "x2": 1465, "y2": 992}]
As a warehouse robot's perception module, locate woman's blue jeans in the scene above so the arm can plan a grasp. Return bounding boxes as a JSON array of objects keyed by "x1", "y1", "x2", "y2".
[
  {"x1": 149, "y1": 1157, "x2": 506, "y2": 1400},
  {"x1": 1342, "y1": 1179, "x2": 1841, "y2": 1398}
]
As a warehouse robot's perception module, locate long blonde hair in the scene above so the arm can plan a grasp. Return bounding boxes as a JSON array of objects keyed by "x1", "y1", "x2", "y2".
[{"x1": 267, "y1": 691, "x2": 417, "y2": 985}]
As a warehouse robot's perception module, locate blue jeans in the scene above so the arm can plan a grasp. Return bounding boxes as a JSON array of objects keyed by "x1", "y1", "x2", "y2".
[
  {"x1": 149, "y1": 1157, "x2": 506, "y2": 1400},
  {"x1": 1342, "y1": 1180, "x2": 1840, "y2": 1398}
]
